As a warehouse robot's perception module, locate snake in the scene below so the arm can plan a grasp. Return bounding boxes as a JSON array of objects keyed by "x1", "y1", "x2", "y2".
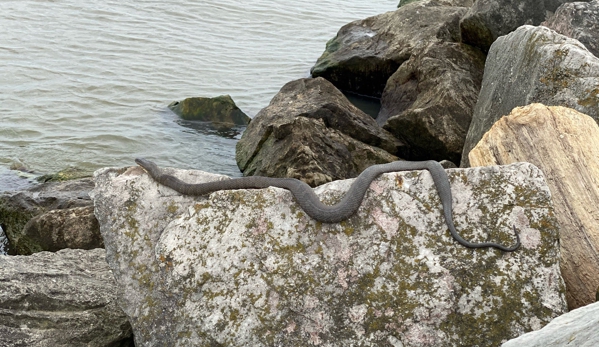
[{"x1": 135, "y1": 158, "x2": 520, "y2": 252}]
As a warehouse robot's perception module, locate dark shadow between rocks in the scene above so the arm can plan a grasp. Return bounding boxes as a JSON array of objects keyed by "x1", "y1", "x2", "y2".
[{"x1": 342, "y1": 91, "x2": 381, "y2": 119}]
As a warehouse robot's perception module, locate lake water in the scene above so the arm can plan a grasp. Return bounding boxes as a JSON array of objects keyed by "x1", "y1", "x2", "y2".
[{"x1": 0, "y1": 0, "x2": 397, "y2": 191}]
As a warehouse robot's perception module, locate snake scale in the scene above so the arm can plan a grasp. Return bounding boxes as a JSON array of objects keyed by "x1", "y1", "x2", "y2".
[{"x1": 135, "y1": 158, "x2": 520, "y2": 252}]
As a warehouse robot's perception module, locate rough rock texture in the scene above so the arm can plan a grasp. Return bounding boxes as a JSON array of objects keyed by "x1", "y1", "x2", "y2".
[
  {"x1": 461, "y1": 25, "x2": 599, "y2": 167},
  {"x1": 459, "y1": 0, "x2": 590, "y2": 52},
  {"x1": 311, "y1": 0, "x2": 467, "y2": 97},
  {"x1": 469, "y1": 104, "x2": 599, "y2": 309},
  {"x1": 168, "y1": 94, "x2": 250, "y2": 126},
  {"x1": 0, "y1": 248, "x2": 134, "y2": 347},
  {"x1": 399, "y1": 0, "x2": 473, "y2": 7},
  {"x1": 235, "y1": 77, "x2": 402, "y2": 187},
  {"x1": 379, "y1": 41, "x2": 485, "y2": 164},
  {"x1": 0, "y1": 178, "x2": 98, "y2": 255},
  {"x1": 502, "y1": 301, "x2": 599, "y2": 347},
  {"x1": 542, "y1": 0, "x2": 599, "y2": 58},
  {"x1": 92, "y1": 162, "x2": 566, "y2": 347}
]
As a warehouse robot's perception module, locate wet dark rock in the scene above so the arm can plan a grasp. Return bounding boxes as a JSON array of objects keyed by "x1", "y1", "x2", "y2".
[
  {"x1": 311, "y1": 0, "x2": 467, "y2": 97},
  {"x1": 461, "y1": 25, "x2": 599, "y2": 167},
  {"x1": 542, "y1": 0, "x2": 599, "y2": 57},
  {"x1": 168, "y1": 94, "x2": 250, "y2": 126},
  {"x1": 0, "y1": 248, "x2": 134, "y2": 347},
  {"x1": 235, "y1": 77, "x2": 402, "y2": 187},
  {"x1": 379, "y1": 41, "x2": 485, "y2": 164},
  {"x1": 460, "y1": 0, "x2": 591, "y2": 52}
]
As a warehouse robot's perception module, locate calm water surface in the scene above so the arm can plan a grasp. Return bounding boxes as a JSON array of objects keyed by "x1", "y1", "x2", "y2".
[{"x1": 0, "y1": 0, "x2": 397, "y2": 191}]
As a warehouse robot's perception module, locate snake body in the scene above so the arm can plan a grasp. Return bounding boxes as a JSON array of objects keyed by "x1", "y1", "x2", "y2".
[{"x1": 135, "y1": 158, "x2": 520, "y2": 252}]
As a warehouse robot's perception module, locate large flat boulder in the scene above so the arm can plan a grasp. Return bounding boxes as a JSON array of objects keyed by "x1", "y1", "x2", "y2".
[
  {"x1": 459, "y1": 0, "x2": 590, "y2": 52},
  {"x1": 235, "y1": 77, "x2": 402, "y2": 187},
  {"x1": 92, "y1": 161, "x2": 565, "y2": 346},
  {"x1": 0, "y1": 248, "x2": 133, "y2": 347},
  {"x1": 311, "y1": 0, "x2": 467, "y2": 97},
  {"x1": 379, "y1": 41, "x2": 485, "y2": 164},
  {"x1": 469, "y1": 103, "x2": 599, "y2": 309},
  {"x1": 461, "y1": 25, "x2": 599, "y2": 167},
  {"x1": 542, "y1": 0, "x2": 599, "y2": 58}
]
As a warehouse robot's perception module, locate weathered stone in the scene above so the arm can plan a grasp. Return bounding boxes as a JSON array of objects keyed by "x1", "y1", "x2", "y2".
[
  {"x1": 91, "y1": 162, "x2": 565, "y2": 347},
  {"x1": 461, "y1": 25, "x2": 599, "y2": 167},
  {"x1": 542, "y1": 0, "x2": 599, "y2": 58},
  {"x1": 502, "y1": 301, "x2": 599, "y2": 347},
  {"x1": 379, "y1": 41, "x2": 485, "y2": 164},
  {"x1": 399, "y1": 0, "x2": 473, "y2": 6},
  {"x1": 168, "y1": 94, "x2": 250, "y2": 126},
  {"x1": 311, "y1": 1, "x2": 467, "y2": 97},
  {"x1": 236, "y1": 77, "x2": 402, "y2": 187},
  {"x1": 469, "y1": 103, "x2": 599, "y2": 309},
  {"x1": 0, "y1": 178, "x2": 95, "y2": 255},
  {"x1": 459, "y1": 0, "x2": 590, "y2": 52},
  {"x1": 0, "y1": 248, "x2": 134, "y2": 347}
]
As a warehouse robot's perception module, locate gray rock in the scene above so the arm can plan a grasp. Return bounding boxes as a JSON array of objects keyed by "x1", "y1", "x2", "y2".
[
  {"x1": 461, "y1": 25, "x2": 599, "y2": 167},
  {"x1": 92, "y1": 162, "x2": 566, "y2": 347},
  {"x1": 379, "y1": 41, "x2": 485, "y2": 164},
  {"x1": 459, "y1": 0, "x2": 590, "y2": 52},
  {"x1": 235, "y1": 77, "x2": 402, "y2": 187},
  {"x1": 0, "y1": 178, "x2": 96, "y2": 255},
  {"x1": 542, "y1": 0, "x2": 599, "y2": 57},
  {"x1": 311, "y1": 1, "x2": 467, "y2": 97},
  {"x1": 502, "y1": 301, "x2": 599, "y2": 347},
  {"x1": 0, "y1": 248, "x2": 134, "y2": 347},
  {"x1": 168, "y1": 94, "x2": 250, "y2": 126},
  {"x1": 398, "y1": 0, "x2": 473, "y2": 6}
]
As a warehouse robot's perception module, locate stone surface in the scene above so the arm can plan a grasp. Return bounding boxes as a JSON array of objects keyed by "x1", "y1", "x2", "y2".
[
  {"x1": 502, "y1": 301, "x2": 599, "y2": 347},
  {"x1": 469, "y1": 103, "x2": 599, "y2": 309},
  {"x1": 379, "y1": 41, "x2": 485, "y2": 164},
  {"x1": 168, "y1": 94, "x2": 250, "y2": 126},
  {"x1": 0, "y1": 248, "x2": 134, "y2": 347},
  {"x1": 461, "y1": 25, "x2": 599, "y2": 167},
  {"x1": 92, "y1": 162, "x2": 566, "y2": 347},
  {"x1": 0, "y1": 178, "x2": 96, "y2": 255},
  {"x1": 398, "y1": 0, "x2": 473, "y2": 7},
  {"x1": 542, "y1": 0, "x2": 599, "y2": 58},
  {"x1": 459, "y1": 0, "x2": 590, "y2": 52},
  {"x1": 311, "y1": 0, "x2": 467, "y2": 97},
  {"x1": 236, "y1": 77, "x2": 402, "y2": 187}
]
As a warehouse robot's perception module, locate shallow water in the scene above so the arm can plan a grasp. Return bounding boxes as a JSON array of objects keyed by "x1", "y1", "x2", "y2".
[{"x1": 0, "y1": 0, "x2": 397, "y2": 192}]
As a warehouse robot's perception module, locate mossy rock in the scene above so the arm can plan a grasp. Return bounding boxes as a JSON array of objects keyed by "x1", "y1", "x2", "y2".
[
  {"x1": 37, "y1": 167, "x2": 92, "y2": 183},
  {"x1": 168, "y1": 95, "x2": 250, "y2": 126}
]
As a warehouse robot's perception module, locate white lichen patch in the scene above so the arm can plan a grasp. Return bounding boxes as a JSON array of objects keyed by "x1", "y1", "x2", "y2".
[{"x1": 92, "y1": 163, "x2": 567, "y2": 347}]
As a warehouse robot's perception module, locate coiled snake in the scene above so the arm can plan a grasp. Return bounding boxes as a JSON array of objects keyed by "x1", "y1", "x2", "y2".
[{"x1": 135, "y1": 158, "x2": 520, "y2": 252}]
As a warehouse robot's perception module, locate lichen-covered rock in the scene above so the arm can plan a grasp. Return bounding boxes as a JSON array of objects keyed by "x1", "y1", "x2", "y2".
[
  {"x1": 0, "y1": 248, "x2": 134, "y2": 347},
  {"x1": 542, "y1": 0, "x2": 599, "y2": 58},
  {"x1": 0, "y1": 177, "x2": 95, "y2": 255},
  {"x1": 168, "y1": 94, "x2": 250, "y2": 126},
  {"x1": 502, "y1": 301, "x2": 599, "y2": 347},
  {"x1": 461, "y1": 25, "x2": 599, "y2": 167},
  {"x1": 379, "y1": 41, "x2": 485, "y2": 164},
  {"x1": 469, "y1": 103, "x2": 599, "y2": 309},
  {"x1": 459, "y1": 0, "x2": 589, "y2": 52},
  {"x1": 92, "y1": 162, "x2": 566, "y2": 347},
  {"x1": 311, "y1": 1, "x2": 467, "y2": 97},
  {"x1": 235, "y1": 77, "x2": 402, "y2": 187}
]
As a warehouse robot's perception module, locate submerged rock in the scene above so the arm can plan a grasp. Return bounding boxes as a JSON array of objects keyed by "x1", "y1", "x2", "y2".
[
  {"x1": 379, "y1": 41, "x2": 485, "y2": 164},
  {"x1": 0, "y1": 178, "x2": 98, "y2": 255},
  {"x1": 469, "y1": 104, "x2": 599, "y2": 309},
  {"x1": 311, "y1": 0, "x2": 467, "y2": 97},
  {"x1": 236, "y1": 77, "x2": 402, "y2": 187},
  {"x1": 92, "y1": 161, "x2": 565, "y2": 346},
  {"x1": 168, "y1": 94, "x2": 250, "y2": 126},
  {"x1": 461, "y1": 25, "x2": 599, "y2": 167},
  {"x1": 542, "y1": 0, "x2": 599, "y2": 58},
  {"x1": 0, "y1": 248, "x2": 134, "y2": 347}
]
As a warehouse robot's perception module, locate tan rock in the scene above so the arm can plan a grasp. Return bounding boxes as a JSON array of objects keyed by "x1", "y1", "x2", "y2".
[{"x1": 469, "y1": 103, "x2": 599, "y2": 309}]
